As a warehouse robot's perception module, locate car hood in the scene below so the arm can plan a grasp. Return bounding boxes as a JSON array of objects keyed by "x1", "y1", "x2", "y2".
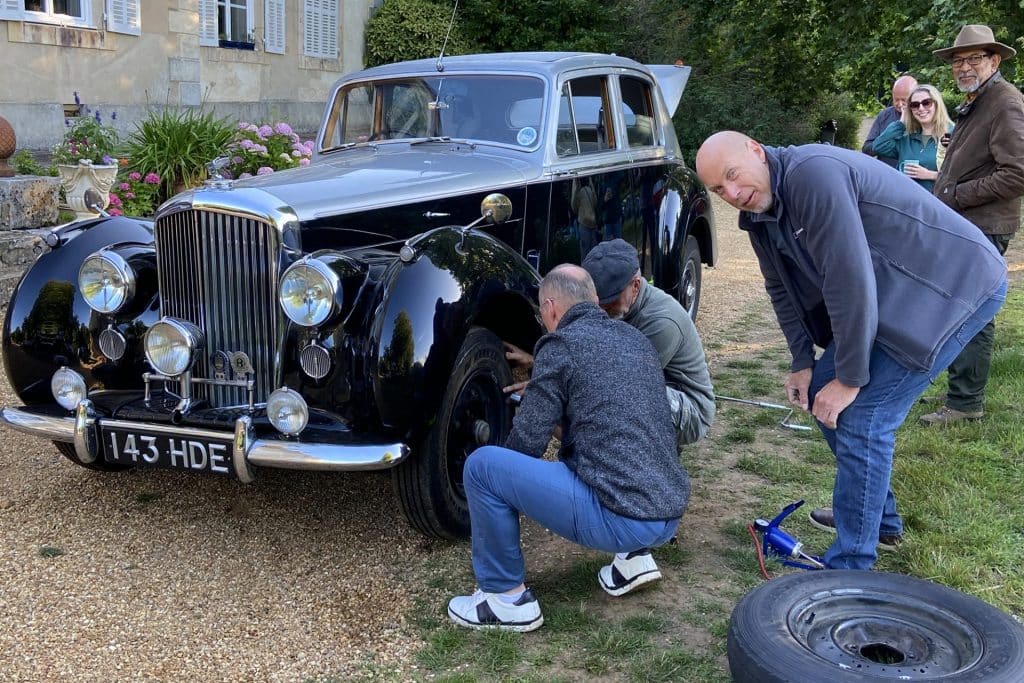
[{"x1": 209, "y1": 145, "x2": 539, "y2": 221}]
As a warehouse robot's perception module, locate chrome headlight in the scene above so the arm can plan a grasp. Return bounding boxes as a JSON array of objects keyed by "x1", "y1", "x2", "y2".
[
  {"x1": 279, "y1": 257, "x2": 341, "y2": 327},
  {"x1": 79, "y1": 252, "x2": 135, "y2": 314},
  {"x1": 266, "y1": 387, "x2": 309, "y2": 436},
  {"x1": 144, "y1": 318, "x2": 205, "y2": 376},
  {"x1": 51, "y1": 367, "x2": 87, "y2": 411}
]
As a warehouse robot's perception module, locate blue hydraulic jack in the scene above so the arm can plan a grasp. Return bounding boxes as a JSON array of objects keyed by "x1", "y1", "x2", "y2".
[{"x1": 753, "y1": 500, "x2": 824, "y2": 570}]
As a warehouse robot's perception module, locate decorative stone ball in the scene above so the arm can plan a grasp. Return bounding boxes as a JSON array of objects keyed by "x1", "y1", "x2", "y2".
[{"x1": 0, "y1": 115, "x2": 15, "y2": 177}]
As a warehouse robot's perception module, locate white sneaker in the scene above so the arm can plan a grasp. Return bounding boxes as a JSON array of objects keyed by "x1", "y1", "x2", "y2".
[
  {"x1": 447, "y1": 588, "x2": 544, "y2": 632},
  {"x1": 598, "y1": 550, "x2": 662, "y2": 596}
]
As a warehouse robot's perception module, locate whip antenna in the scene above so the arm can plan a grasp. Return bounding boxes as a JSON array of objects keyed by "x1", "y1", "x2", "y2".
[{"x1": 436, "y1": 0, "x2": 459, "y2": 72}]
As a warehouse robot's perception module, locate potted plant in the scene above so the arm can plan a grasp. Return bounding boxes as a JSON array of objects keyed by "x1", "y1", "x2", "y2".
[{"x1": 53, "y1": 101, "x2": 121, "y2": 218}]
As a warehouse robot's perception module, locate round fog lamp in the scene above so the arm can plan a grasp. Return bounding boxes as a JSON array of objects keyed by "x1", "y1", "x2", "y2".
[
  {"x1": 279, "y1": 258, "x2": 341, "y2": 327},
  {"x1": 266, "y1": 387, "x2": 309, "y2": 436},
  {"x1": 79, "y1": 251, "x2": 135, "y2": 314},
  {"x1": 51, "y1": 367, "x2": 87, "y2": 411},
  {"x1": 144, "y1": 319, "x2": 204, "y2": 376}
]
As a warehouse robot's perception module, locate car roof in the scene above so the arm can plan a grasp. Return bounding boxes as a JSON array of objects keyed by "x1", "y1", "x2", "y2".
[{"x1": 343, "y1": 52, "x2": 652, "y2": 82}]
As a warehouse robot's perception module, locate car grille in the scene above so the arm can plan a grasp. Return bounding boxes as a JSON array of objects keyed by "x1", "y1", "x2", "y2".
[{"x1": 154, "y1": 209, "x2": 283, "y2": 407}]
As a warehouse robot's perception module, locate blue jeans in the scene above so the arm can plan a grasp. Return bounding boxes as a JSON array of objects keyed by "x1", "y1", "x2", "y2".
[
  {"x1": 810, "y1": 279, "x2": 1007, "y2": 569},
  {"x1": 464, "y1": 445, "x2": 679, "y2": 592}
]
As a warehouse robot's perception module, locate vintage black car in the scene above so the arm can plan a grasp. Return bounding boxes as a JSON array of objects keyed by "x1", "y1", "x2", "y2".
[{"x1": 1, "y1": 52, "x2": 715, "y2": 539}]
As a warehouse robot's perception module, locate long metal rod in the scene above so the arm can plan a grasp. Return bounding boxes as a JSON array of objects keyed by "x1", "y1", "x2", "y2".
[{"x1": 715, "y1": 394, "x2": 814, "y2": 432}]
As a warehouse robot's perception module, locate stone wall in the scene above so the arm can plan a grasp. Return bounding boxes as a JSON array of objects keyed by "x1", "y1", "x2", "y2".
[{"x1": 0, "y1": 176, "x2": 60, "y2": 230}]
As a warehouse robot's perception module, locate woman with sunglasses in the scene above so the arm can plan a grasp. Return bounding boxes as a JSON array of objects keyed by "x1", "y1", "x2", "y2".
[{"x1": 871, "y1": 85, "x2": 955, "y2": 191}]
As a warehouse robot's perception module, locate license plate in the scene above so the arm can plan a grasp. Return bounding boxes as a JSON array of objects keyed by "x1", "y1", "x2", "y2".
[{"x1": 101, "y1": 425, "x2": 235, "y2": 476}]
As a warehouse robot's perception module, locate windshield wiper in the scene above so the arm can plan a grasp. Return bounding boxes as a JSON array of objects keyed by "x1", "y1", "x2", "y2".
[{"x1": 409, "y1": 136, "x2": 475, "y2": 147}]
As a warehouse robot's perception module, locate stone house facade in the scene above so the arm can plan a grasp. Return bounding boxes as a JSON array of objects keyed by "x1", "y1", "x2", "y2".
[{"x1": 0, "y1": 0, "x2": 375, "y2": 150}]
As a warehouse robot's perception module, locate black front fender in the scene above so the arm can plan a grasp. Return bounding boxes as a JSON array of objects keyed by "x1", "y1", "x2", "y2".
[
  {"x1": 2, "y1": 216, "x2": 155, "y2": 403},
  {"x1": 370, "y1": 227, "x2": 540, "y2": 434}
]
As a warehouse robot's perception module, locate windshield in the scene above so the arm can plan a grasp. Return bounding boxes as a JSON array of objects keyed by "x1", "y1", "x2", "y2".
[{"x1": 321, "y1": 75, "x2": 546, "y2": 151}]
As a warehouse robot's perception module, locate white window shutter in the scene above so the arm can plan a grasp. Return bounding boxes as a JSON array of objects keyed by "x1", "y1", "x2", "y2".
[
  {"x1": 304, "y1": 0, "x2": 338, "y2": 59},
  {"x1": 0, "y1": 0, "x2": 24, "y2": 21},
  {"x1": 265, "y1": 0, "x2": 285, "y2": 54},
  {"x1": 198, "y1": 0, "x2": 218, "y2": 46},
  {"x1": 106, "y1": 0, "x2": 140, "y2": 36}
]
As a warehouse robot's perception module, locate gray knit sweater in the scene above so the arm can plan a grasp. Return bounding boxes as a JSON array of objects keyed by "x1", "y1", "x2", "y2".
[{"x1": 506, "y1": 302, "x2": 689, "y2": 520}]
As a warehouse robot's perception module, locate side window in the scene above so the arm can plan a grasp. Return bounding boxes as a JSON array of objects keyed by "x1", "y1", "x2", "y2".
[
  {"x1": 556, "y1": 76, "x2": 613, "y2": 158},
  {"x1": 620, "y1": 77, "x2": 657, "y2": 148}
]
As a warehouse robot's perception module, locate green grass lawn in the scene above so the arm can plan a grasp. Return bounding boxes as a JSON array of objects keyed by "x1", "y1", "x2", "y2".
[{"x1": 350, "y1": 282, "x2": 1024, "y2": 683}]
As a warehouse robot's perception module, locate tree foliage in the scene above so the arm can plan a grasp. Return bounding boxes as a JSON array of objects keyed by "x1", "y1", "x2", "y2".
[{"x1": 364, "y1": 0, "x2": 470, "y2": 67}]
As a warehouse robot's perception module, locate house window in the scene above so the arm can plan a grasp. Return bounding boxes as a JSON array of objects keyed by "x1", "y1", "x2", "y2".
[
  {"x1": 303, "y1": 0, "x2": 338, "y2": 59},
  {"x1": 218, "y1": 0, "x2": 251, "y2": 43},
  {"x1": 23, "y1": 0, "x2": 91, "y2": 27}
]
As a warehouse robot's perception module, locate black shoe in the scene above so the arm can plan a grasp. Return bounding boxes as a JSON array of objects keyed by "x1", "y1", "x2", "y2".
[
  {"x1": 808, "y1": 507, "x2": 836, "y2": 533},
  {"x1": 809, "y1": 507, "x2": 903, "y2": 552}
]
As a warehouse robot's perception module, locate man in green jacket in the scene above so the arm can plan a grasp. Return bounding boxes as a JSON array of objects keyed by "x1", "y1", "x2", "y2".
[
  {"x1": 503, "y1": 240, "x2": 715, "y2": 448},
  {"x1": 922, "y1": 24, "x2": 1024, "y2": 425}
]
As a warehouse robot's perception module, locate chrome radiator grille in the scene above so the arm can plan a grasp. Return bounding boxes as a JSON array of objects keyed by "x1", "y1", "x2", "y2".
[{"x1": 154, "y1": 210, "x2": 283, "y2": 407}]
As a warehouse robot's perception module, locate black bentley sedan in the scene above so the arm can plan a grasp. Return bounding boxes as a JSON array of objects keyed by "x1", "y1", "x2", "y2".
[{"x1": 2, "y1": 52, "x2": 716, "y2": 539}]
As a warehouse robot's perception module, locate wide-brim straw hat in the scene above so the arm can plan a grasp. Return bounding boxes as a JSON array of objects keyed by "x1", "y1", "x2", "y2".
[{"x1": 933, "y1": 24, "x2": 1016, "y2": 60}]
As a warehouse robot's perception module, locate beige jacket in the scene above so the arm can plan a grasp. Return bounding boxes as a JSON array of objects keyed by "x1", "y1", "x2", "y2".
[{"x1": 933, "y1": 73, "x2": 1024, "y2": 235}]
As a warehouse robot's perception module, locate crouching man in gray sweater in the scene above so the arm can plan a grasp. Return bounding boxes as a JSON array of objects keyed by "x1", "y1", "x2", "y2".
[{"x1": 447, "y1": 265, "x2": 688, "y2": 632}]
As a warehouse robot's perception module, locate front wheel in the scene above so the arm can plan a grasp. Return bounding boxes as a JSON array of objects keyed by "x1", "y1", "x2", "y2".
[
  {"x1": 392, "y1": 328, "x2": 515, "y2": 539},
  {"x1": 54, "y1": 441, "x2": 131, "y2": 472},
  {"x1": 678, "y1": 234, "x2": 702, "y2": 321}
]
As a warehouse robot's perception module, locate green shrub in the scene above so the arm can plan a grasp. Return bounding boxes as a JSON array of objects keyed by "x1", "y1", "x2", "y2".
[
  {"x1": 808, "y1": 91, "x2": 863, "y2": 149},
  {"x1": 122, "y1": 107, "x2": 235, "y2": 202},
  {"x1": 11, "y1": 149, "x2": 56, "y2": 176},
  {"x1": 673, "y1": 70, "x2": 814, "y2": 166},
  {"x1": 364, "y1": 0, "x2": 470, "y2": 68}
]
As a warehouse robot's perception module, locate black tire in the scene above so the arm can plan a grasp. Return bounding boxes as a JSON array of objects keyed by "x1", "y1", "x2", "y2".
[
  {"x1": 727, "y1": 570, "x2": 1024, "y2": 682},
  {"x1": 678, "y1": 234, "x2": 702, "y2": 321},
  {"x1": 54, "y1": 441, "x2": 131, "y2": 472},
  {"x1": 393, "y1": 328, "x2": 515, "y2": 539}
]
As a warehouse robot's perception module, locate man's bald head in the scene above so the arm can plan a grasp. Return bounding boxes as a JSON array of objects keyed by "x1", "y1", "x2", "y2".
[
  {"x1": 892, "y1": 75, "x2": 918, "y2": 113},
  {"x1": 540, "y1": 264, "x2": 598, "y2": 305},
  {"x1": 695, "y1": 131, "x2": 773, "y2": 214}
]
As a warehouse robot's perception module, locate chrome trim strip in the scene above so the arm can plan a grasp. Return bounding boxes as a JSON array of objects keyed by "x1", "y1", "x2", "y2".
[
  {"x1": 0, "y1": 405, "x2": 76, "y2": 441},
  {"x1": 0, "y1": 406, "x2": 410, "y2": 473},
  {"x1": 246, "y1": 439, "x2": 410, "y2": 472}
]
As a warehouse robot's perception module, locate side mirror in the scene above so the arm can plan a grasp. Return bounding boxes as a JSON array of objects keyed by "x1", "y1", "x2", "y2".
[
  {"x1": 84, "y1": 188, "x2": 110, "y2": 217},
  {"x1": 480, "y1": 193, "x2": 512, "y2": 223}
]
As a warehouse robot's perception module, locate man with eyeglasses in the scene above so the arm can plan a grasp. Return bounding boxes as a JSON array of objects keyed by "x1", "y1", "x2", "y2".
[
  {"x1": 922, "y1": 24, "x2": 1024, "y2": 426},
  {"x1": 862, "y1": 74, "x2": 918, "y2": 168}
]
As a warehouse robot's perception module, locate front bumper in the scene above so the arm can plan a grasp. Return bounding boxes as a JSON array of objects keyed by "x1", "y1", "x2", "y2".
[{"x1": 0, "y1": 401, "x2": 410, "y2": 483}]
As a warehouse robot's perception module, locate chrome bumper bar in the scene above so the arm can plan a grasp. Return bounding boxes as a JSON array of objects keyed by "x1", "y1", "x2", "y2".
[{"x1": 0, "y1": 402, "x2": 410, "y2": 482}]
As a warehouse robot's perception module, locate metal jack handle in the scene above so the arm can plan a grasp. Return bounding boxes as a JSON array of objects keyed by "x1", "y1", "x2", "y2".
[
  {"x1": 715, "y1": 395, "x2": 814, "y2": 432},
  {"x1": 753, "y1": 500, "x2": 824, "y2": 570}
]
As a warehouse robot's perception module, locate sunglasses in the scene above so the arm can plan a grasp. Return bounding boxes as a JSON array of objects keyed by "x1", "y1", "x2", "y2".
[{"x1": 909, "y1": 98, "x2": 934, "y2": 110}]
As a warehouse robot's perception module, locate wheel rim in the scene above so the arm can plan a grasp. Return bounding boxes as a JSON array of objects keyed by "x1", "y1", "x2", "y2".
[
  {"x1": 445, "y1": 369, "x2": 508, "y2": 499},
  {"x1": 680, "y1": 257, "x2": 697, "y2": 315},
  {"x1": 786, "y1": 588, "x2": 985, "y2": 678}
]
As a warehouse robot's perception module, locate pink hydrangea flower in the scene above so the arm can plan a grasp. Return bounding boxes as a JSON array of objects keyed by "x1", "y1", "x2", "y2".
[
  {"x1": 144, "y1": 172, "x2": 160, "y2": 184},
  {"x1": 119, "y1": 182, "x2": 131, "y2": 191},
  {"x1": 257, "y1": 125, "x2": 274, "y2": 138},
  {"x1": 108, "y1": 207, "x2": 123, "y2": 216},
  {"x1": 124, "y1": 191, "x2": 136, "y2": 199},
  {"x1": 274, "y1": 122, "x2": 293, "y2": 136},
  {"x1": 128, "y1": 171, "x2": 142, "y2": 181},
  {"x1": 238, "y1": 121, "x2": 250, "y2": 129},
  {"x1": 239, "y1": 172, "x2": 253, "y2": 179},
  {"x1": 299, "y1": 158, "x2": 310, "y2": 166},
  {"x1": 256, "y1": 166, "x2": 273, "y2": 176},
  {"x1": 108, "y1": 194, "x2": 123, "y2": 206}
]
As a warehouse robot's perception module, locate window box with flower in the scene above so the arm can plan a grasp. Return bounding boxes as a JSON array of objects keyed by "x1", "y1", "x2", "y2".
[{"x1": 53, "y1": 95, "x2": 123, "y2": 218}]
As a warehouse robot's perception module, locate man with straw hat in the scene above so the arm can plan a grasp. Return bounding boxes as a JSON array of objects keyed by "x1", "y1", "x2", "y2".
[{"x1": 922, "y1": 24, "x2": 1024, "y2": 426}]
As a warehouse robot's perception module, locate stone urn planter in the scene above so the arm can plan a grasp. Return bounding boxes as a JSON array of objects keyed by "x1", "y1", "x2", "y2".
[{"x1": 57, "y1": 159, "x2": 118, "y2": 219}]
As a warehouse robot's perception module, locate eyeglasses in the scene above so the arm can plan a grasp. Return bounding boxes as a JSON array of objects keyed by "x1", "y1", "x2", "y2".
[
  {"x1": 909, "y1": 98, "x2": 934, "y2": 110},
  {"x1": 951, "y1": 53, "x2": 990, "y2": 68}
]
